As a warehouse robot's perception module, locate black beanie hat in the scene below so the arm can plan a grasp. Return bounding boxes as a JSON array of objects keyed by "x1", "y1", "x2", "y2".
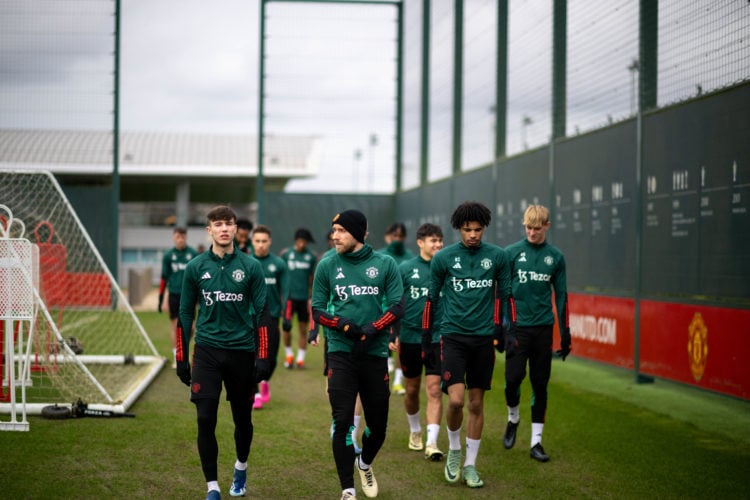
[{"x1": 332, "y1": 209, "x2": 367, "y2": 244}]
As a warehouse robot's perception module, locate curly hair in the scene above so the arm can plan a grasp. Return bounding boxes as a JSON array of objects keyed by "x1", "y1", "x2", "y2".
[{"x1": 450, "y1": 201, "x2": 491, "y2": 229}]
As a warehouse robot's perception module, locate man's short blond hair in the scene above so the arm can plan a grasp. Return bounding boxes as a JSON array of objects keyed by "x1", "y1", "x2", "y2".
[{"x1": 523, "y1": 205, "x2": 550, "y2": 226}]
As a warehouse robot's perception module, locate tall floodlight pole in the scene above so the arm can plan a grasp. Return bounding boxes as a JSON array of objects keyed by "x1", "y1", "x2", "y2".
[{"x1": 257, "y1": 0, "x2": 267, "y2": 224}]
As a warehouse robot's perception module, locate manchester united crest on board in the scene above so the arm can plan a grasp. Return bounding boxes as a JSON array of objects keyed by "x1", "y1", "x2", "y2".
[{"x1": 687, "y1": 312, "x2": 708, "y2": 382}]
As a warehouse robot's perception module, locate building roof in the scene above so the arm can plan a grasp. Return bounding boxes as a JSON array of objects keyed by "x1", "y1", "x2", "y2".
[{"x1": 0, "y1": 129, "x2": 320, "y2": 179}]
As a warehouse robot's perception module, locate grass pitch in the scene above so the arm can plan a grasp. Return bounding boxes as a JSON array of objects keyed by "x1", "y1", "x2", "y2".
[{"x1": 1, "y1": 311, "x2": 748, "y2": 498}]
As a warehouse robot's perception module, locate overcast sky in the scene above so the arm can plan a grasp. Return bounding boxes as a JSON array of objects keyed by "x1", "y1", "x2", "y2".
[
  {"x1": 1, "y1": 1, "x2": 747, "y2": 193},
  {"x1": 121, "y1": 0, "x2": 398, "y2": 193}
]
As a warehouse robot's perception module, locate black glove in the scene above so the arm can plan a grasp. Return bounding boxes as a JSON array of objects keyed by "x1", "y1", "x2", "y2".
[
  {"x1": 176, "y1": 360, "x2": 191, "y2": 386},
  {"x1": 493, "y1": 323, "x2": 506, "y2": 353},
  {"x1": 421, "y1": 330, "x2": 436, "y2": 366},
  {"x1": 556, "y1": 327, "x2": 572, "y2": 361},
  {"x1": 307, "y1": 326, "x2": 319, "y2": 344},
  {"x1": 255, "y1": 358, "x2": 271, "y2": 382},
  {"x1": 157, "y1": 294, "x2": 164, "y2": 313},
  {"x1": 504, "y1": 329, "x2": 518, "y2": 358},
  {"x1": 361, "y1": 323, "x2": 378, "y2": 337},
  {"x1": 282, "y1": 318, "x2": 292, "y2": 332},
  {"x1": 338, "y1": 318, "x2": 362, "y2": 339}
]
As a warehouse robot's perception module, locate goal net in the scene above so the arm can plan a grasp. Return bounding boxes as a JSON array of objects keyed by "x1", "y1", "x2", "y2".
[{"x1": 0, "y1": 169, "x2": 163, "y2": 419}]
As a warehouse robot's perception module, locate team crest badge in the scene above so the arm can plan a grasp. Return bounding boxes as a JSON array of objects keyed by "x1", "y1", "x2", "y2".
[
  {"x1": 365, "y1": 266, "x2": 379, "y2": 279},
  {"x1": 544, "y1": 256, "x2": 554, "y2": 266},
  {"x1": 687, "y1": 312, "x2": 708, "y2": 382},
  {"x1": 232, "y1": 269, "x2": 245, "y2": 282},
  {"x1": 481, "y1": 258, "x2": 492, "y2": 270}
]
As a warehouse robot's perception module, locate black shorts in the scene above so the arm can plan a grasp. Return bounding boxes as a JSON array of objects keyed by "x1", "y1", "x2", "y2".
[
  {"x1": 168, "y1": 293, "x2": 180, "y2": 320},
  {"x1": 399, "y1": 342, "x2": 441, "y2": 378},
  {"x1": 287, "y1": 299, "x2": 310, "y2": 323},
  {"x1": 189, "y1": 343, "x2": 256, "y2": 402},
  {"x1": 441, "y1": 334, "x2": 495, "y2": 391}
]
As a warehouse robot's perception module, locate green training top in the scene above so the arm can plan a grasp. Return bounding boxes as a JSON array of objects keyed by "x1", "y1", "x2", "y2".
[
  {"x1": 379, "y1": 240, "x2": 415, "y2": 264},
  {"x1": 280, "y1": 246, "x2": 317, "y2": 300},
  {"x1": 161, "y1": 245, "x2": 198, "y2": 294},
  {"x1": 179, "y1": 247, "x2": 268, "y2": 351},
  {"x1": 504, "y1": 238, "x2": 568, "y2": 328},
  {"x1": 398, "y1": 255, "x2": 441, "y2": 344},
  {"x1": 311, "y1": 244, "x2": 403, "y2": 357},
  {"x1": 252, "y1": 253, "x2": 289, "y2": 319},
  {"x1": 428, "y1": 240, "x2": 511, "y2": 337}
]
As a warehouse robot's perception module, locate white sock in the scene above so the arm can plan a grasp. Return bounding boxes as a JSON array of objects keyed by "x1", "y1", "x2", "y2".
[
  {"x1": 531, "y1": 422, "x2": 544, "y2": 447},
  {"x1": 464, "y1": 438, "x2": 481, "y2": 467},
  {"x1": 353, "y1": 414, "x2": 361, "y2": 432},
  {"x1": 342, "y1": 488, "x2": 356, "y2": 497},
  {"x1": 234, "y1": 460, "x2": 247, "y2": 471},
  {"x1": 297, "y1": 349, "x2": 306, "y2": 362},
  {"x1": 508, "y1": 405, "x2": 520, "y2": 424},
  {"x1": 448, "y1": 427, "x2": 461, "y2": 451},
  {"x1": 394, "y1": 368, "x2": 403, "y2": 385},
  {"x1": 357, "y1": 456, "x2": 371, "y2": 469},
  {"x1": 285, "y1": 346, "x2": 293, "y2": 358},
  {"x1": 426, "y1": 423, "x2": 440, "y2": 446},
  {"x1": 172, "y1": 347, "x2": 177, "y2": 360},
  {"x1": 407, "y1": 412, "x2": 421, "y2": 433},
  {"x1": 207, "y1": 481, "x2": 220, "y2": 492}
]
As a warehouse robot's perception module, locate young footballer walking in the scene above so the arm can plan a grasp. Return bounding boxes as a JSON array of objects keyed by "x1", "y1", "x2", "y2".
[
  {"x1": 422, "y1": 201, "x2": 511, "y2": 488},
  {"x1": 280, "y1": 228, "x2": 317, "y2": 369},
  {"x1": 158, "y1": 226, "x2": 197, "y2": 367},
  {"x1": 389, "y1": 222, "x2": 446, "y2": 460},
  {"x1": 309, "y1": 209, "x2": 404, "y2": 500},
  {"x1": 177, "y1": 206, "x2": 271, "y2": 500},
  {"x1": 250, "y1": 224, "x2": 289, "y2": 409},
  {"x1": 378, "y1": 222, "x2": 414, "y2": 395},
  {"x1": 502, "y1": 204, "x2": 571, "y2": 462}
]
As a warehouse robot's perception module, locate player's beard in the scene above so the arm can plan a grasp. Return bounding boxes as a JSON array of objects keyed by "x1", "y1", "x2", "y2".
[{"x1": 336, "y1": 239, "x2": 358, "y2": 254}]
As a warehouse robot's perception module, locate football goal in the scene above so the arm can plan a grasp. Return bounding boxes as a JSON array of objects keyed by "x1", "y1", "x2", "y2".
[{"x1": 0, "y1": 169, "x2": 164, "y2": 427}]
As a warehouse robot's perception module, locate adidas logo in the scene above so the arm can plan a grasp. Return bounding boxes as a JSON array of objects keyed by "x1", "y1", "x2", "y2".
[
  {"x1": 452, "y1": 262, "x2": 462, "y2": 269},
  {"x1": 201, "y1": 272, "x2": 212, "y2": 280},
  {"x1": 335, "y1": 267, "x2": 345, "y2": 279}
]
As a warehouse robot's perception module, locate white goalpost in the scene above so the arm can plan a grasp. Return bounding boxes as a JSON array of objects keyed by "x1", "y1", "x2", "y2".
[
  {"x1": 0, "y1": 170, "x2": 165, "y2": 427},
  {"x1": 0, "y1": 237, "x2": 37, "y2": 431}
]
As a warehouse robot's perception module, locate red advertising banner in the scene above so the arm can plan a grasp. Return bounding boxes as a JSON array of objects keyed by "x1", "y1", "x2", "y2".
[
  {"x1": 567, "y1": 293, "x2": 635, "y2": 369},
  {"x1": 567, "y1": 293, "x2": 749, "y2": 400},
  {"x1": 640, "y1": 300, "x2": 750, "y2": 400}
]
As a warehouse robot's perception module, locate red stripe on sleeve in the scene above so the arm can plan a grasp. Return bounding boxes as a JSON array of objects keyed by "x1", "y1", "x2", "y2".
[{"x1": 422, "y1": 300, "x2": 431, "y2": 330}]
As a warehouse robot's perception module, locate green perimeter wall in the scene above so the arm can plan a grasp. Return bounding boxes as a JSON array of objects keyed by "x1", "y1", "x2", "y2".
[{"x1": 395, "y1": 83, "x2": 750, "y2": 307}]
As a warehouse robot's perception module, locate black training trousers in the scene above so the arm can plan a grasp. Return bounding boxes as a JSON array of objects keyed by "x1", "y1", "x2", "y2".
[
  {"x1": 504, "y1": 324, "x2": 553, "y2": 423},
  {"x1": 327, "y1": 352, "x2": 390, "y2": 490}
]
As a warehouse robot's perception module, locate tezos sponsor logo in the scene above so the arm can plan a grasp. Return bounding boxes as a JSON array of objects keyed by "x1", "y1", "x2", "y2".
[{"x1": 202, "y1": 290, "x2": 245, "y2": 306}]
